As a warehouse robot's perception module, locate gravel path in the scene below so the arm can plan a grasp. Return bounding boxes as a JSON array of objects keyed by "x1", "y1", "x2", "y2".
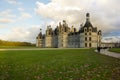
[{"x1": 95, "y1": 49, "x2": 120, "y2": 59}]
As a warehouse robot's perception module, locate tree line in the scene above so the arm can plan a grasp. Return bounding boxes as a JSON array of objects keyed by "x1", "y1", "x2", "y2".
[{"x1": 0, "y1": 40, "x2": 35, "y2": 46}]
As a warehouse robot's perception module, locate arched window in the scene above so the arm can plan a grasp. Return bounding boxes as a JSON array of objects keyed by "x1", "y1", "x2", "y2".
[{"x1": 85, "y1": 33, "x2": 87, "y2": 35}]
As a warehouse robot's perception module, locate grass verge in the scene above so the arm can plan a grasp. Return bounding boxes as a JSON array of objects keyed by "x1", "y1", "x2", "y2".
[{"x1": 109, "y1": 48, "x2": 120, "y2": 53}]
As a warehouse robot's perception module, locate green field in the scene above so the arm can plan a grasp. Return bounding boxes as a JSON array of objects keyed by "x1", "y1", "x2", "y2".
[
  {"x1": 0, "y1": 49, "x2": 120, "y2": 80},
  {"x1": 109, "y1": 48, "x2": 120, "y2": 53}
]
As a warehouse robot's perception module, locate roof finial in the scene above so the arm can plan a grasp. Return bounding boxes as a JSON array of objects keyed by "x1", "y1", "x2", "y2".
[
  {"x1": 63, "y1": 20, "x2": 66, "y2": 23},
  {"x1": 86, "y1": 13, "x2": 90, "y2": 17},
  {"x1": 86, "y1": 13, "x2": 90, "y2": 21}
]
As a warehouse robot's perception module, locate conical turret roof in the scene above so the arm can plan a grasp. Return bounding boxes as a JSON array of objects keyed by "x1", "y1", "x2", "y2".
[{"x1": 83, "y1": 13, "x2": 93, "y2": 28}]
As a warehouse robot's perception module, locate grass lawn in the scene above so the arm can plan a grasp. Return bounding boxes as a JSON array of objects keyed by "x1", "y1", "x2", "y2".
[
  {"x1": 109, "y1": 48, "x2": 120, "y2": 53},
  {"x1": 0, "y1": 49, "x2": 120, "y2": 80}
]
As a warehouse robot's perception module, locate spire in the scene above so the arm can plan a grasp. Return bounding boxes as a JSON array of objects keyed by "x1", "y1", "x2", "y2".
[
  {"x1": 40, "y1": 28, "x2": 42, "y2": 33},
  {"x1": 59, "y1": 22, "x2": 62, "y2": 27},
  {"x1": 86, "y1": 13, "x2": 90, "y2": 21},
  {"x1": 38, "y1": 28, "x2": 42, "y2": 39}
]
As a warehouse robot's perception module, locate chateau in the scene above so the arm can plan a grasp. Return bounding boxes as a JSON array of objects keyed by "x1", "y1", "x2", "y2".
[{"x1": 36, "y1": 13, "x2": 102, "y2": 48}]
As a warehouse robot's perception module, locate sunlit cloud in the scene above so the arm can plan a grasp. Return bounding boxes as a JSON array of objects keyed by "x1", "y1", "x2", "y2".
[
  {"x1": 0, "y1": 9, "x2": 16, "y2": 18},
  {"x1": 18, "y1": 12, "x2": 32, "y2": 20},
  {"x1": 0, "y1": 0, "x2": 119, "y2": 43},
  {"x1": 6, "y1": 0, "x2": 22, "y2": 5},
  {"x1": 18, "y1": 8, "x2": 25, "y2": 12},
  {"x1": 35, "y1": 0, "x2": 120, "y2": 42},
  {"x1": 0, "y1": 18, "x2": 14, "y2": 23},
  {"x1": 0, "y1": 25, "x2": 40, "y2": 43},
  {"x1": 102, "y1": 36, "x2": 120, "y2": 43}
]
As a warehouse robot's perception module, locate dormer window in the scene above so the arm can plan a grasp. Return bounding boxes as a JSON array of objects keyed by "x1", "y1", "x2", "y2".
[
  {"x1": 84, "y1": 28, "x2": 87, "y2": 32},
  {"x1": 89, "y1": 27, "x2": 92, "y2": 32},
  {"x1": 89, "y1": 29, "x2": 91, "y2": 31}
]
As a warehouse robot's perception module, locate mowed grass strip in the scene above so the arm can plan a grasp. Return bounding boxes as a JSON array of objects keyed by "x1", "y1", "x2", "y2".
[
  {"x1": 0, "y1": 49, "x2": 120, "y2": 80},
  {"x1": 109, "y1": 48, "x2": 120, "y2": 53}
]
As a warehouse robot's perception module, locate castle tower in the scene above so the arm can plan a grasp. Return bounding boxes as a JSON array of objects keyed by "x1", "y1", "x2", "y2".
[
  {"x1": 52, "y1": 26, "x2": 59, "y2": 48},
  {"x1": 36, "y1": 28, "x2": 43, "y2": 47},
  {"x1": 57, "y1": 20, "x2": 70, "y2": 48},
  {"x1": 79, "y1": 13, "x2": 100, "y2": 48},
  {"x1": 45, "y1": 25, "x2": 53, "y2": 47}
]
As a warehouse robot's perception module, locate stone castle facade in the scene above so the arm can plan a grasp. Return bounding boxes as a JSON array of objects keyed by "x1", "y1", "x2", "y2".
[{"x1": 36, "y1": 13, "x2": 102, "y2": 48}]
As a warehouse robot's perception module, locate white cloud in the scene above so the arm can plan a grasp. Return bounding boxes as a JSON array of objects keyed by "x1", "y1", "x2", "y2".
[
  {"x1": 0, "y1": 9, "x2": 16, "y2": 18},
  {"x1": 0, "y1": 25, "x2": 40, "y2": 43},
  {"x1": 0, "y1": 25, "x2": 6, "y2": 28},
  {"x1": 0, "y1": 10, "x2": 15, "y2": 23},
  {"x1": 19, "y1": 12, "x2": 32, "y2": 20},
  {"x1": 6, "y1": 0, "x2": 17, "y2": 4},
  {"x1": 18, "y1": 8, "x2": 25, "y2": 12},
  {"x1": 35, "y1": 0, "x2": 120, "y2": 43},
  {"x1": 102, "y1": 36, "x2": 120, "y2": 43},
  {"x1": 35, "y1": 1, "x2": 81, "y2": 25},
  {"x1": 1, "y1": 0, "x2": 119, "y2": 43},
  {"x1": 6, "y1": 0, "x2": 22, "y2": 5},
  {"x1": 35, "y1": 0, "x2": 120, "y2": 33},
  {"x1": 0, "y1": 18, "x2": 14, "y2": 23}
]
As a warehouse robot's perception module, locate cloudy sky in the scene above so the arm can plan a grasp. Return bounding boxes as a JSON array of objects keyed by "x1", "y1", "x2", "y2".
[{"x1": 0, "y1": 0, "x2": 120, "y2": 43}]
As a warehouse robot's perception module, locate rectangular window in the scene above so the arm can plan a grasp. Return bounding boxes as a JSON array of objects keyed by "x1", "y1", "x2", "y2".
[
  {"x1": 89, "y1": 43, "x2": 92, "y2": 47},
  {"x1": 89, "y1": 37, "x2": 91, "y2": 41},
  {"x1": 85, "y1": 43, "x2": 87, "y2": 47},
  {"x1": 89, "y1": 33, "x2": 91, "y2": 35}
]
